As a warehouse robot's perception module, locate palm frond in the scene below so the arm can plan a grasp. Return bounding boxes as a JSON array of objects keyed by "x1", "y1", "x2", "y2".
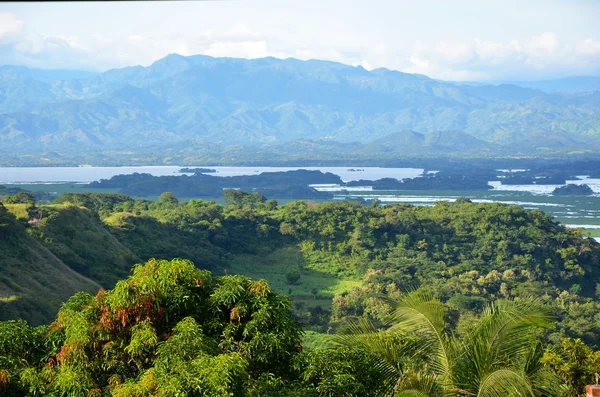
[
  {"x1": 395, "y1": 367, "x2": 444, "y2": 397},
  {"x1": 465, "y1": 299, "x2": 551, "y2": 378},
  {"x1": 395, "y1": 390, "x2": 433, "y2": 397},
  {"x1": 387, "y1": 290, "x2": 451, "y2": 378},
  {"x1": 334, "y1": 317, "x2": 424, "y2": 395},
  {"x1": 476, "y1": 368, "x2": 534, "y2": 397},
  {"x1": 522, "y1": 341, "x2": 563, "y2": 397}
]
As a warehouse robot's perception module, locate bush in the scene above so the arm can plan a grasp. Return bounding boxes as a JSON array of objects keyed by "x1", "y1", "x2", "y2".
[{"x1": 286, "y1": 269, "x2": 301, "y2": 285}]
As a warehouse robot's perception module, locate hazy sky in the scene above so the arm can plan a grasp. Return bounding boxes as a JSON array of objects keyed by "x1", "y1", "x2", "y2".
[{"x1": 0, "y1": 0, "x2": 598, "y2": 81}]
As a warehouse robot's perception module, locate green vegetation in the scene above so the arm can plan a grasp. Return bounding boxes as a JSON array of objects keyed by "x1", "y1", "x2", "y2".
[
  {"x1": 0, "y1": 258, "x2": 302, "y2": 396},
  {"x1": 541, "y1": 338, "x2": 600, "y2": 396},
  {"x1": 337, "y1": 291, "x2": 559, "y2": 396},
  {"x1": 0, "y1": 187, "x2": 57, "y2": 204},
  {"x1": 87, "y1": 170, "x2": 339, "y2": 199},
  {"x1": 178, "y1": 168, "x2": 217, "y2": 174},
  {"x1": 0, "y1": 203, "x2": 100, "y2": 324},
  {"x1": 2, "y1": 192, "x2": 600, "y2": 343},
  {"x1": 2, "y1": 192, "x2": 36, "y2": 205},
  {"x1": 346, "y1": 171, "x2": 494, "y2": 190},
  {"x1": 1, "y1": 258, "x2": 598, "y2": 396},
  {"x1": 3, "y1": 191, "x2": 600, "y2": 395}
]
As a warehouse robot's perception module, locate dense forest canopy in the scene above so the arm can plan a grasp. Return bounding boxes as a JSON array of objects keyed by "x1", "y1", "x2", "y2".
[{"x1": 1, "y1": 192, "x2": 600, "y2": 395}]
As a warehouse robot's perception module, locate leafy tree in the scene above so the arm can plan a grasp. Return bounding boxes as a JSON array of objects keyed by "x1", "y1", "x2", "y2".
[
  {"x1": 2, "y1": 258, "x2": 302, "y2": 396},
  {"x1": 286, "y1": 269, "x2": 301, "y2": 285},
  {"x1": 0, "y1": 203, "x2": 12, "y2": 228},
  {"x1": 224, "y1": 190, "x2": 266, "y2": 209},
  {"x1": 158, "y1": 191, "x2": 179, "y2": 205},
  {"x1": 541, "y1": 338, "x2": 600, "y2": 397},
  {"x1": 294, "y1": 347, "x2": 390, "y2": 396},
  {"x1": 53, "y1": 192, "x2": 131, "y2": 213},
  {"x1": 3, "y1": 192, "x2": 35, "y2": 205}
]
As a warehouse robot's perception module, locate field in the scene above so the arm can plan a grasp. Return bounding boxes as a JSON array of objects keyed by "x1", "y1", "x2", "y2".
[{"x1": 222, "y1": 246, "x2": 362, "y2": 305}]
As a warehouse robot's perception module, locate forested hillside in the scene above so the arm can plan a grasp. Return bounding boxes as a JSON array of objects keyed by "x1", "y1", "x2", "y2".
[
  {"x1": 2, "y1": 192, "x2": 600, "y2": 395},
  {"x1": 1, "y1": 192, "x2": 599, "y2": 345}
]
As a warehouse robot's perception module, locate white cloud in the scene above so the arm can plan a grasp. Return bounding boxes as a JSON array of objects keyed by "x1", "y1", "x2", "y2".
[
  {"x1": 0, "y1": 10, "x2": 598, "y2": 82},
  {"x1": 0, "y1": 12, "x2": 23, "y2": 41},
  {"x1": 528, "y1": 32, "x2": 560, "y2": 53},
  {"x1": 402, "y1": 33, "x2": 600, "y2": 80},
  {"x1": 0, "y1": 13, "x2": 279, "y2": 70},
  {"x1": 204, "y1": 40, "x2": 270, "y2": 59}
]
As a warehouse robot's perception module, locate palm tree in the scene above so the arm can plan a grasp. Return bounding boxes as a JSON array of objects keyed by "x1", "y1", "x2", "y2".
[{"x1": 335, "y1": 290, "x2": 561, "y2": 397}]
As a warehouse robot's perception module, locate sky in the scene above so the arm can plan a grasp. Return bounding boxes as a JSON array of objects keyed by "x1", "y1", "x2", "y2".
[{"x1": 0, "y1": 0, "x2": 598, "y2": 81}]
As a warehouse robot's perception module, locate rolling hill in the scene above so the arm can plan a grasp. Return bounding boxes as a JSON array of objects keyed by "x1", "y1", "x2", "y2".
[
  {"x1": 1, "y1": 54, "x2": 599, "y2": 160},
  {"x1": 0, "y1": 203, "x2": 102, "y2": 324}
]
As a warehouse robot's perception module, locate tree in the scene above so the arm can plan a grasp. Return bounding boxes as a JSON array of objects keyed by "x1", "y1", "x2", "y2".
[
  {"x1": 158, "y1": 191, "x2": 179, "y2": 205},
  {"x1": 294, "y1": 347, "x2": 390, "y2": 397},
  {"x1": 311, "y1": 288, "x2": 319, "y2": 299},
  {"x1": 3, "y1": 258, "x2": 302, "y2": 396},
  {"x1": 0, "y1": 203, "x2": 11, "y2": 228},
  {"x1": 336, "y1": 290, "x2": 560, "y2": 396},
  {"x1": 223, "y1": 190, "x2": 266, "y2": 209},
  {"x1": 541, "y1": 338, "x2": 600, "y2": 397},
  {"x1": 53, "y1": 192, "x2": 132, "y2": 213},
  {"x1": 3, "y1": 192, "x2": 35, "y2": 205},
  {"x1": 286, "y1": 269, "x2": 301, "y2": 285}
]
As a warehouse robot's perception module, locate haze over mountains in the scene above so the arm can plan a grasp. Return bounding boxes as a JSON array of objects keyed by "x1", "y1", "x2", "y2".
[{"x1": 1, "y1": 53, "x2": 599, "y2": 161}]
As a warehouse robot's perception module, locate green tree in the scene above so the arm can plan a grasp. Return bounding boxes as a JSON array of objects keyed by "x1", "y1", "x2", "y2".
[
  {"x1": 337, "y1": 290, "x2": 560, "y2": 396},
  {"x1": 3, "y1": 192, "x2": 35, "y2": 205},
  {"x1": 3, "y1": 258, "x2": 302, "y2": 396},
  {"x1": 158, "y1": 191, "x2": 179, "y2": 205},
  {"x1": 0, "y1": 203, "x2": 12, "y2": 228},
  {"x1": 286, "y1": 269, "x2": 301, "y2": 285},
  {"x1": 541, "y1": 338, "x2": 600, "y2": 397},
  {"x1": 223, "y1": 190, "x2": 266, "y2": 209}
]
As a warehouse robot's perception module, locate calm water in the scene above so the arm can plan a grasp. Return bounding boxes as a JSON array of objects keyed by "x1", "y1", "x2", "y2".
[
  {"x1": 489, "y1": 177, "x2": 600, "y2": 194},
  {"x1": 0, "y1": 166, "x2": 424, "y2": 184},
  {"x1": 1, "y1": 166, "x2": 598, "y2": 233}
]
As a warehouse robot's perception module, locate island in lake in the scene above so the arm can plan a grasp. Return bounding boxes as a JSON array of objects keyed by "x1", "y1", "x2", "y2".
[
  {"x1": 552, "y1": 184, "x2": 594, "y2": 196},
  {"x1": 178, "y1": 168, "x2": 217, "y2": 174}
]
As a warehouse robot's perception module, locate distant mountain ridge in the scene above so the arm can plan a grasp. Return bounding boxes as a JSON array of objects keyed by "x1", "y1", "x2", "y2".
[{"x1": 1, "y1": 53, "x2": 599, "y2": 159}]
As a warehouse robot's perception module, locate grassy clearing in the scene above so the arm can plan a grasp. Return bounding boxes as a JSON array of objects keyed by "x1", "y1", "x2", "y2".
[
  {"x1": 301, "y1": 330, "x2": 337, "y2": 350},
  {"x1": 223, "y1": 246, "x2": 362, "y2": 306},
  {"x1": 585, "y1": 229, "x2": 600, "y2": 238}
]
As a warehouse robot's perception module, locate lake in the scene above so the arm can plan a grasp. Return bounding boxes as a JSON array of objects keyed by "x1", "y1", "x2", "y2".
[
  {"x1": 1, "y1": 166, "x2": 599, "y2": 235},
  {"x1": 0, "y1": 166, "x2": 425, "y2": 184}
]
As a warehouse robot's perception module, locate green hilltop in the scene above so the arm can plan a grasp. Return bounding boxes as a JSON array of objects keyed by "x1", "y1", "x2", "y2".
[
  {"x1": 1, "y1": 192, "x2": 600, "y2": 350},
  {"x1": 2, "y1": 192, "x2": 600, "y2": 395}
]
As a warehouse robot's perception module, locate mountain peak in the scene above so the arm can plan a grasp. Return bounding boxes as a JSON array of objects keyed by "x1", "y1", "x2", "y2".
[{"x1": 1, "y1": 55, "x2": 599, "y2": 155}]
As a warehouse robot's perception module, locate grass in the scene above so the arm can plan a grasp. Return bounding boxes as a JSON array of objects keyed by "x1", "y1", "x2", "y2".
[
  {"x1": 302, "y1": 330, "x2": 337, "y2": 350},
  {"x1": 222, "y1": 246, "x2": 362, "y2": 311},
  {"x1": 0, "y1": 224, "x2": 101, "y2": 324},
  {"x1": 585, "y1": 229, "x2": 600, "y2": 238},
  {"x1": 224, "y1": 246, "x2": 361, "y2": 298}
]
